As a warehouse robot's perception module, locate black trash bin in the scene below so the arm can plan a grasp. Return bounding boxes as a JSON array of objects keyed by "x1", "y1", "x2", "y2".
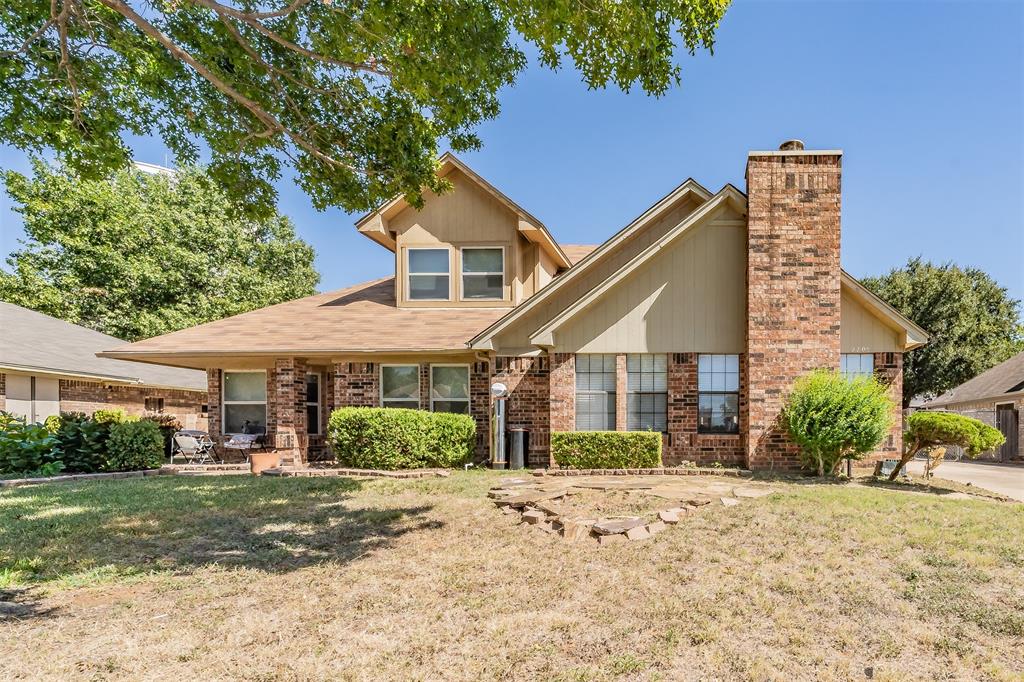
[{"x1": 508, "y1": 428, "x2": 528, "y2": 470}]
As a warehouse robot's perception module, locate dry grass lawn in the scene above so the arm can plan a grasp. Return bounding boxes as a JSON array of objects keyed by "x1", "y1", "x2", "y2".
[{"x1": 0, "y1": 471, "x2": 1022, "y2": 681}]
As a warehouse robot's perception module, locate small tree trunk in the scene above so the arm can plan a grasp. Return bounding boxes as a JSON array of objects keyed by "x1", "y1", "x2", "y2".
[{"x1": 888, "y1": 438, "x2": 919, "y2": 481}]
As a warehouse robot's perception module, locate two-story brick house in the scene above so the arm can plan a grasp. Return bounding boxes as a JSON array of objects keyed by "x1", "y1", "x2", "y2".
[{"x1": 101, "y1": 141, "x2": 927, "y2": 470}]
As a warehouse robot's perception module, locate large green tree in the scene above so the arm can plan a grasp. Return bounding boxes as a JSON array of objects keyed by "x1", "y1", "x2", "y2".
[
  {"x1": 0, "y1": 0, "x2": 730, "y2": 218},
  {"x1": 862, "y1": 258, "x2": 1023, "y2": 407},
  {"x1": 0, "y1": 161, "x2": 319, "y2": 341}
]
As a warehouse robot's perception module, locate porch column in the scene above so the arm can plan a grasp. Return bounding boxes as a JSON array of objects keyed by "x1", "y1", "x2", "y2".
[
  {"x1": 272, "y1": 358, "x2": 308, "y2": 464},
  {"x1": 549, "y1": 353, "x2": 575, "y2": 466}
]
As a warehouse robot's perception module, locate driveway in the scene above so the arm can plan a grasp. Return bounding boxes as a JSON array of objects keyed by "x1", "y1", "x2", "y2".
[{"x1": 906, "y1": 460, "x2": 1024, "y2": 501}]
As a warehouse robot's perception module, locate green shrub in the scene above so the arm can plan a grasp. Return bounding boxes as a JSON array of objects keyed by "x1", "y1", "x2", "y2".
[
  {"x1": 784, "y1": 370, "x2": 894, "y2": 477},
  {"x1": 106, "y1": 420, "x2": 165, "y2": 471},
  {"x1": 143, "y1": 413, "x2": 183, "y2": 457},
  {"x1": 92, "y1": 408, "x2": 130, "y2": 425},
  {"x1": 326, "y1": 407, "x2": 476, "y2": 470},
  {"x1": 0, "y1": 412, "x2": 62, "y2": 474},
  {"x1": 888, "y1": 411, "x2": 1005, "y2": 481},
  {"x1": 52, "y1": 412, "x2": 108, "y2": 473},
  {"x1": 551, "y1": 431, "x2": 662, "y2": 469}
]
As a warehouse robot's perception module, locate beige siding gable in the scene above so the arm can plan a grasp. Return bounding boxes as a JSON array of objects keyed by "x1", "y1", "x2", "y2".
[
  {"x1": 549, "y1": 205, "x2": 747, "y2": 353},
  {"x1": 840, "y1": 288, "x2": 902, "y2": 352}
]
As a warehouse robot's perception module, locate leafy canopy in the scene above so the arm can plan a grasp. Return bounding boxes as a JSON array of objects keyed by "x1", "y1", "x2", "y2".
[
  {"x1": 0, "y1": 0, "x2": 730, "y2": 217},
  {"x1": 0, "y1": 161, "x2": 319, "y2": 341},
  {"x1": 889, "y1": 411, "x2": 1005, "y2": 481},
  {"x1": 784, "y1": 370, "x2": 895, "y2": 477},
  {"x1": 862, "y1": 258, "x2": 1023, "y2": 406}
]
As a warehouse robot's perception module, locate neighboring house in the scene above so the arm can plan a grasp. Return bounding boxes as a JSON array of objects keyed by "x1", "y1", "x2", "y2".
[
  {"x1": 101, "y1": 141, "x2": 927, "y2": 470},
  {"x1": 0, "y1": 302, "x2": 208, "y2": 428},
  {"x1": 922, "y1": 351, "x2": 1024, "y2": 461}
]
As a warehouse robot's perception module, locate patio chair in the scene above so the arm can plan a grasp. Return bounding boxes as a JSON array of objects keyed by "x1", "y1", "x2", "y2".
[
  {"x1": 172, "y1": 431, "x2": 218, "y2": 465},
  {"x1": 223, "y1": 422, "x2": 267, "y2": 462}
]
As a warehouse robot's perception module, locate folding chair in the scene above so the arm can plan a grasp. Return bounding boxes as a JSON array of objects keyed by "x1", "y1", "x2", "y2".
[{"x1": 173, "y1": 432, "x2": 218, "y2": 465}]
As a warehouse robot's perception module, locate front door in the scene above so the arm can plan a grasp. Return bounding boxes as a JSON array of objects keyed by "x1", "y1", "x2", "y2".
[{"x1": 995, "y1": 404, "x2": 1019, "y2": 461}]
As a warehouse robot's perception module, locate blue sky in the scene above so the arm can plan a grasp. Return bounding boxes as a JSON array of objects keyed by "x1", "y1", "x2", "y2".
[{"x1": 1, "y1": 0, "x2": 1022, "y2": 303}]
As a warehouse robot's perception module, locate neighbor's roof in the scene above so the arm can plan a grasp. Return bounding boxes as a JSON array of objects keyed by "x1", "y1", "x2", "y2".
[
  {"x1": 0, "y1": 302, "x2": 206, "y2": 390},
  {"x1": 924, "y1": 351, "x2": 1024, "y2": 408},
  {"x1": 561, "y1": 244, "x2": 598, "y2": 265},
  {"x1": 99, "y1": 279, "x2": 509, "y2": 367}
]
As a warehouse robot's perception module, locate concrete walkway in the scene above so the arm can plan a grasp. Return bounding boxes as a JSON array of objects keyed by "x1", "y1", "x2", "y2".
[{"x1": 906, "y1": 460, "x2": 1024, "y2": 501}]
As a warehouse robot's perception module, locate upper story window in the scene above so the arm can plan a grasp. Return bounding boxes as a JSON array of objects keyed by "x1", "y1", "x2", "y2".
[
  {"x1": 407, "y1": 248, "x2": 450, "y2": 300},
  {"x1": 461, "y1": 247, "x2": 504, "y2": 300},
  {"x1": 840, "y1": 353, "x2": 874, "y2": 381},
  {"x1": 698, "y1": 354, "x2": 739, "y2": 434}
]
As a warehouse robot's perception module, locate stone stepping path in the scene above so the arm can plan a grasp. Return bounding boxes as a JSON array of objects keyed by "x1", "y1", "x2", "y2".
[{"x1": 489, "y1": 474, "x2": 775, "y2": 545}]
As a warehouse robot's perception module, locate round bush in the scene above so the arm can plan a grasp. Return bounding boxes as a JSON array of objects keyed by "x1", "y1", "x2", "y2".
[
  {"x1": 327, "y1": 407, "x2": 475, "y2": 470},
  {"x1": 106, "y1": 420, "x2": 165, "y2": 471},
  {"x1": 551, "y1": 431, "x2": 662, "y2": 469}
]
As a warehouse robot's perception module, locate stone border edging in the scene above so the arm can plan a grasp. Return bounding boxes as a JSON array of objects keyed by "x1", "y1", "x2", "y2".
[
  {"x1": 533, "y1": 467, "x2": 752, "y2": 477},
  {"x1": 0, "y1": 469, "x2": 164, "y2": 488},
  {"x1": 261, "y1": 467, "x2": 451, "y2": 479}
]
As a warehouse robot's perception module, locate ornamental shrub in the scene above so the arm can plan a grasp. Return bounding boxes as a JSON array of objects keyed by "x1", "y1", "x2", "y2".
[
  {"x1": 327, "y1": 407, "x2": 476, "y2": 470},
  {"x1": 551, "y1": 431, "x2": 662, "y2": 469},
  {"x1": 784, "y1": 370, "x2": 894, "y2": 477},
  {"x1": 889, "y1": 411, "x2": 1005, "y2": 481},
  {"x1": 0, "y1": 412, "x2": 62, "y2": 474},
  {"x1": 106, "y1": 419, "x2": 165, "y2": 471},
  {"x1": 52, "y1": 412, "x2": 108, "y2": 473}
]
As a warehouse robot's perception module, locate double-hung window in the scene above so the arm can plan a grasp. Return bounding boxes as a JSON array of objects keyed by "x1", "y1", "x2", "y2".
[
  {"x1": 305, "y1": 373, "x2": 321, "y2": 435},
  {"x1": 381, "y1": 365, "x2": 420, "y2": 409},
  {"x1": 575, "y1": 354, "x2": 616, "y2": 430},
  {"x1": 627, "y1": 354, "x2": 667, "y2": 432},
  {"x1": 223, "y1": 371, "x2": 267, "y2": 434},
  {"x1": 461, "y1": 247, "x2": 504, "y2": 300},
  {"x1": 840, "y1": 353, "x2": 874, "y2": 381},
  {"x1": 698, "y1": 354, "x2": 740, "y2": 434},
  {"x1": 407, "y1": 248, "x2": 450, "y2": 300},
  {"x1": 431, "y1": 365, "x2": 470, "y2": 414},
  {"x1": 144, "y1": 397, "x2": 165, "y2": 413}
]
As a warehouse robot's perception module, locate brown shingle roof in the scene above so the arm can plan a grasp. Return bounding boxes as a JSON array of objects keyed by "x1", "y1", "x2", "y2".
[
  {"x1": 924, "y1": 351, "x2": 1024, "y2": 408},
  {"x1": 561, "y1": 244, "x2": 599, "y2": 265},
  {"x1": 101, "y1": 278, "x2": 508, "y2": 357}
]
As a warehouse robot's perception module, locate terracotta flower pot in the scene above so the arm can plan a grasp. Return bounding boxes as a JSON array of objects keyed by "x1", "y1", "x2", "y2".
[{"x1": 250, "y1": 452, "x2": 281, "y2": 475}]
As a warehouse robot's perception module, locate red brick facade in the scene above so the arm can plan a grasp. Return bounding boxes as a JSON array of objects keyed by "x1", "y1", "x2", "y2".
[
  {"x1": 745, "y1": 151, "x2": 843, "y2": 471},
  {"x1": 664, "y1": 353, "x2": 747, "y2": 467},
  {"x1": 873, "y1": 352, "x2": 903, "y2": 460},
  {"x1": 493, "y1": 356, "x2": 551, "y2": 467}
]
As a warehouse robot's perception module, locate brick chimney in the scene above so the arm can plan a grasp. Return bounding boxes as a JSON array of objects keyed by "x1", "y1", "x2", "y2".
[{"x1": 745, "y1": 141, "x2": 843, "y2": 470}]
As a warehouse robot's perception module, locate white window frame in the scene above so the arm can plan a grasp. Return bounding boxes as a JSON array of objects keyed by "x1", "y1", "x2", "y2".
[
  {"x1": 459, "y1": 245, "x2": 506, "y2": 301},
  {"x1": 221, "y1": 369, "x2": 267, "y2": 436},
  {"x1": 406, "y1": 247, "x2": 451, "y2": 301},
  {"x1": 380, "y1": 364, "x2": 421, "y2": 409},
  {"x1": 840, "y1": 353, "x2": 875, "y2": 381},
  {"x1": 305, "y1": 372, "x2": 321, "y2": 435},
  {"x1": 429, "y1": 363, "x2": 471, "y2": 414}
]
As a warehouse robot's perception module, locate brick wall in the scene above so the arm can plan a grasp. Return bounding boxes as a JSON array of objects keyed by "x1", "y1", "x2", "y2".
[
  {"x1": 333, "y1": 362, "x2": 378, "y2": 408},
  {"x1": 470, "y1": 361, "x2": 491, "y2": 460},
  {"x1": 872, "y1": 352, "x2": 903, "y2": 462},
  {"x1": 549, "y1": 353, "x2": 575, "y2": 439},
  {"x1": 664, "y1": 353, "x2": 747, "y2": 467},
  {"x1": 745, "y1": 150, "x2": 843, "y2": 471},
  {"x1": 58, "y1": 380, "x2": 206, "y2": 429},
  {"x1": 494, "y1": 356, "x2": 551, "y2": 467}
]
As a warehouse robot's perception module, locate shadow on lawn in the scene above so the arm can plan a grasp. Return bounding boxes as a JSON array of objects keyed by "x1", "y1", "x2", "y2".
[
  {"x1": 1, "y1": 477, "x2": 443, "y2": 584},
  {"x1": 0, "y1": 588, "x2": 57, "y2": 622}
]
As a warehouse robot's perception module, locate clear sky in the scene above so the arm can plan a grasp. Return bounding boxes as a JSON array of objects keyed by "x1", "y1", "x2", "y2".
[{"x1": 1, "y1": 0, "x2": 1022, "y2": 303}]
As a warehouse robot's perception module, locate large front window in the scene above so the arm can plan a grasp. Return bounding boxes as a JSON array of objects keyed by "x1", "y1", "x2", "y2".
[
  {"x1": 223, "y1": 371, "x2": 267, "y2": 434},
  {"x1": 431, "y1": 365, "x2": 470, "y2": 414},
  {"x1": 381, "y1": 365, "x2": 420, "y2": 409},
  {"x1": 627, "y1": 354, "x2": 667, "y2": 432},
  {"x1": 575, "y1": 354, "x2": 616, "y2": 430},
  {"x1": 461, "y1": 247, "x2": 504, "y2": 300},
  {"x1": 698, "y1": 354, "x2": 739, "y2": 434},
  {"x1": 407, "y1": 248, "x2": 450, "y2": 300},
  {"x1": 840, "y1": 353, "x2": 874, "y2": 381}
]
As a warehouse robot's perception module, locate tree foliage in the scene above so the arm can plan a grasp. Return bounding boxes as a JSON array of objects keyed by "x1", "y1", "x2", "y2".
[
  {"x1": 891, "y1": 411, "x2": 1005, "y2": 481},
  {"x1": 0, "y1": 0, "x2": 730, "y2": 217},
  {"x1": 0, "y1": 161, "x2": 319, "y2": 341},
  {"x1": 861, "y1": 258, "x2": 1023, "y2": 407},
  {"x1": 783, "y1": 370, "x2": 894, "y2": 477}
]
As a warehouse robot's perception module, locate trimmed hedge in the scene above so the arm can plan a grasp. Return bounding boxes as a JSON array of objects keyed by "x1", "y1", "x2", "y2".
[
  {"x1": 551, "y1": 431, "x2": 662, "y2": 469},
  {"x1": 106, "y1": 420, "x2": 165, "y2": 471},
  {"x1": 327, "y1": 407, "x2": 475, "y2": 470}
]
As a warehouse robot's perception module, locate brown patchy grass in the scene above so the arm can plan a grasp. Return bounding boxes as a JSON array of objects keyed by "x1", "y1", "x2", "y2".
[{"x1": 0, "y1": 472, "x2": 1021, "y2": 681}]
